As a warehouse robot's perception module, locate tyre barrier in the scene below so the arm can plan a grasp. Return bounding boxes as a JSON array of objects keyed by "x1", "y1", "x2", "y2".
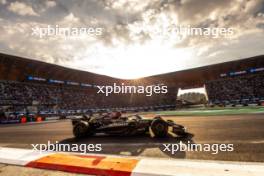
[
  {"x1": 36, "y1": 117, "x2": 42, "y2": 122},
  {"x1": 20, "y1": 117, "x2": 27, "y2": 123}
]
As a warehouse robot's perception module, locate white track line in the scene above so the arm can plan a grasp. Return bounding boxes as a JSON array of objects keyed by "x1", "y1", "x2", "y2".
[
  {"x1": 0, "y1": 147, "x2": 51, "y2": 165},
  {"x1": 132, "y1": 158, "x2": 264, "y2": 176}
]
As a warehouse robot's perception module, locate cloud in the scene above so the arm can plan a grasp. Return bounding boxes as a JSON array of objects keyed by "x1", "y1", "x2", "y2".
[
  {"x1": 46, "y1": 1, "x2": 56, "y2": 8},
  {"x1": 61, "y1": 13, "x2": 79, "y2": 24},
  {"x1": 0, "y1": 0, "x2": 264, "y2": 78},
  {"x1": 8, "y1": 1, "x2": 38, "y2": 16},
  {"x1": 0, "y1": 0, "x2": 6, "y2": 5}
]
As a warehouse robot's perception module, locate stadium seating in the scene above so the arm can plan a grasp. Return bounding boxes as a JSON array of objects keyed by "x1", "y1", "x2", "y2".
[
  {"x1": 0, "y1": 81, "x2": 177, "y2": 114},
  {"x1": 206, "y1": 72, "x2": 264, "y2": 105}
]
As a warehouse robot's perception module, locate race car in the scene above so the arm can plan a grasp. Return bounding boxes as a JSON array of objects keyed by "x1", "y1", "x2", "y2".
[{"x1": 71, "y1": 112, "x2": 189, "y2": 138}]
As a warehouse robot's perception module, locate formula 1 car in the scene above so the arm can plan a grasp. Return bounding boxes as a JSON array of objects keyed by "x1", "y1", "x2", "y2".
[{"x1": 71, "y1": 113, "x2": 188, "y2": 138}]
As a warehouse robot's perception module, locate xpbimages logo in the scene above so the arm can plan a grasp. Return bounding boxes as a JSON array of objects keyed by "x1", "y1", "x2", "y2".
[{"x1": 96, "y1": 83, "x2": 168, "y2": 96}]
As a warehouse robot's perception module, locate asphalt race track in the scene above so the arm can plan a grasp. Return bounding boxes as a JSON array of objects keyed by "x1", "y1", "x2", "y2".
[{"x1": 0, "y1": 114, "x2": 264, "y2": 162}]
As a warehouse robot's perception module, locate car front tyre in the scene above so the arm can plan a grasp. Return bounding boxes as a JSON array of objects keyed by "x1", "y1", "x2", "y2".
[{"x1": 151, "y1": 119, "x2": 168, "y2": 138}]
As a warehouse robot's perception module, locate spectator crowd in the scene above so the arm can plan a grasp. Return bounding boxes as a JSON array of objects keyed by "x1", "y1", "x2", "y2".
[
  {"x1": 206, "y1": 72, "x2": 264, "y2": 105},
  {"x1": 0, "y1": 81, "x2": 177, "y2": 112}
]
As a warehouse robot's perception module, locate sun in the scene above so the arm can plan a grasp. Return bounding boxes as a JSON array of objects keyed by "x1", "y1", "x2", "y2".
[
  {"x1": 69, "y1": 40, "x2": 194, "y2": 79},
  {"x1": 101, "y1": 43, "x2": 194, "y2": 79}
]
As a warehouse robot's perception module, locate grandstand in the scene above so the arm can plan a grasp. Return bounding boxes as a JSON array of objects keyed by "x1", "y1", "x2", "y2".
[
  {"x1": 0, "y1": 53, "x2": 264, "y2": 119},
  {"x1": 206, "y1": 72, "x2": 264, "y2": 105},
  {"x1": 0, "y1": 53, "x2": 177, "y2": 117},
  {"x1": 143, "y1": 55, "x2": 264, "y2": 106}
]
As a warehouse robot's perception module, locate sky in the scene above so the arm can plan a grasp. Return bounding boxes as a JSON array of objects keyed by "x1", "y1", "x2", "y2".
[{"x1": 0, "y1": 0, "x2": 264, "y2": 79}]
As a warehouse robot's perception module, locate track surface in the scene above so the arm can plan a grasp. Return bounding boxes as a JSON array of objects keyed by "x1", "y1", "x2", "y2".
[{"x1": 0, "y1": 114, "x2": 264, "y2": 162}]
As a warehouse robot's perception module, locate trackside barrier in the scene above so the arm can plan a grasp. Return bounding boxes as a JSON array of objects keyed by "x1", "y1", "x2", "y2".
[
  {"x1": 36, "y1": 117, "x2": 42, "y2": 122},
  {"x1": 20, "y1": 117, "x2": 27, "y2": 123},
  {"x1": 0, "y1": 147, "x2": 264, "y2": 176},
  {"x1": 45, "y1": 116, "x2": 60, "y2": 121}
]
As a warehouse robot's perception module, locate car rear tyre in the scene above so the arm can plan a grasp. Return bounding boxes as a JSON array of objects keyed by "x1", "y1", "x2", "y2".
[
  {"x1": 151, "y1": 119, "x2": 168, "y2": 137},
  {"x1": 73, "y1": 122, "x2": 90, "y2": 138}
]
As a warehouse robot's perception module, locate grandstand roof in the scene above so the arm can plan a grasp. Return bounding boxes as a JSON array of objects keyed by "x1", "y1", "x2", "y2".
[
  {"x1": 0, "y1": 53, "x2": 263, "y2": 88},
  {"x1": 140, "y1": 55, "x2": 264, "y2": 88},
  {"x1": 0, "y1": 53, "x2": 119, "y2": 85}
]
